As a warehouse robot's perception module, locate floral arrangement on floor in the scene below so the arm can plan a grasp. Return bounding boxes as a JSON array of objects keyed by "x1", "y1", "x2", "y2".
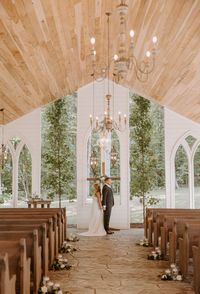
[
  {"x1": 66, "y1": 233, "x2": 79, "y2": 242},
  {"x1": 160, "y1": 263, "x2": 183, "y2": 281},
  {"x1": 136, "y1": 237, "x2": 149, "y2": 247},
  {"x1": 59, "y1": 241, "x2": 77, "y2": 254},
  {"x1": 148, "y1": 247, "x2": 164, "y2": 260},
  {"x1": 49, "y1": 254, "x2": 72, "y2": 271},
  {"x1": 38, "y1": 276, "x2": 63, "y2": 293}
]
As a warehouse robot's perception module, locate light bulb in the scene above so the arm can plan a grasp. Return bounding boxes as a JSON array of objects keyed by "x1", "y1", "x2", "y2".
[
  {"x1": 152, "y1": 36, "x2": 157, "y2": 44},
  {"x1": 89, "y1": 114, "x2": 92, "y2": 118},
  {"x1": 146, "y1": 51, "x2": 151, "y2": 58},
  {"x1": 129, "y1": 30, "x2": 135, "y2": 38},
  {"x1": 114, "y1": 54, "x2": 118, "y2": 61},
  {"x1": 90, "y1": 37, "x2": 95, "y2": 45}
]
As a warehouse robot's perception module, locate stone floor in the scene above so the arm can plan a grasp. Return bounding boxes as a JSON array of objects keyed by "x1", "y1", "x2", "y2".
[{"x1": 49, "y1": 229, "x2": 195, "y2": 294}]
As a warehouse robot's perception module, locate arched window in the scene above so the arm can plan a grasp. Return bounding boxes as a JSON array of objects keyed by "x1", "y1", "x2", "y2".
[
  {"x1": 194, "y1": 145, "x2": 200, "y2": 208},
  {"x1": 0, "y1": 147, "x2": 12, "y2": 207},
  {"x1": 18, "y1": 145, "x2": 32, "y2": 206},
  {"x1": 175, "y1": 145, "x2": 189, "y2": 208},
  {"x1": 87, "y1": 130, "x2": 101, "y2": 198}
]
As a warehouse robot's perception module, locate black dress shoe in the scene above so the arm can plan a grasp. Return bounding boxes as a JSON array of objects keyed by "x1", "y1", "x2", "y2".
[{"x1": 106, "y1": 230, "x2": 114, "y2": 234}]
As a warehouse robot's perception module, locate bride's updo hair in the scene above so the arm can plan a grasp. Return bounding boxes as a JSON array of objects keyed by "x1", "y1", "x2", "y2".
[{"x1": 94, "y1": 183, "x2": 101, "y2": 193}]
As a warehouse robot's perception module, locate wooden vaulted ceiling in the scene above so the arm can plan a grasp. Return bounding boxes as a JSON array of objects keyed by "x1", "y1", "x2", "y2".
[{"x1": 0, "y1": 0, "x2": 200, "y2": 124}]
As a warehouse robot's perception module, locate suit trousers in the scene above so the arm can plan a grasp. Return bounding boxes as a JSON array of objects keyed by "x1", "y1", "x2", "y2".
[{"x1": 104, "y1": 206, "x2": 112, "y2": 231}]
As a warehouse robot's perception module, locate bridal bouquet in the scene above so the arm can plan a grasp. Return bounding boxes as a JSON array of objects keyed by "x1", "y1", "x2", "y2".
[
  {"x1": 49, "y1": 254, "x2": 72, "y2": 271},
  {"x1": 160, "y1": 264, "x2": 183, "y2": 281},
  {"x1": 59, "y1": 241, "x2": 77, "y2": 254},
  {"x1": 38, "y1": 276, "x2": 63, "y2": 293}
]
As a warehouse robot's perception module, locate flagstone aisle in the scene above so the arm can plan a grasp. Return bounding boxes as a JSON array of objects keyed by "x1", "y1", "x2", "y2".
[{"x1": 49, "y1": 229, "x2": 194, "y2": 294}]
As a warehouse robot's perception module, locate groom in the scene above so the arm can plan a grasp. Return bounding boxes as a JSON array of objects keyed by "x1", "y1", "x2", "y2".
[{"x1": 102, "y1": 177, "x2": 114, "y2": 234}]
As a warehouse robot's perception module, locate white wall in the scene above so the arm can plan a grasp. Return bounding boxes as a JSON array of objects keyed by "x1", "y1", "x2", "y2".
[
  {"x1": 2, "y1": 109, "x2": 41, "y2": 206},
  {"x1": 165, "y1": 108, "x2": 200, "y2": 208},
  {"x1": 77, "y1": 80, "x2": 130, "y2": 229}
]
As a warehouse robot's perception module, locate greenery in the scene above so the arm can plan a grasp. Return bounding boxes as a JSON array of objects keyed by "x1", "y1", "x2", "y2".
[
  {"x1": 129, "y1": 94, "x2": 163, "y2": 221},
  {"x1": 18, "y1": 145, "x2": 32, "y2": 200},
  {"x1": 41, "y1": 94, "x2": 77, "y2": 206}
]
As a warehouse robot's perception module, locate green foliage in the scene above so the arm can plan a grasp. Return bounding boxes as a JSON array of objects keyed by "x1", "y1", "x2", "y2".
[
  {"x1": 18, "y1": 145, "x2": 32, "y2": 200},
  {"x1": 129, "y1": 94, "x2": 162, "y2": 221},
  {"x1": 175, "y1": 145, "x2": 188, "y2": 188},
  {"x1": 41, "y1": 94, "x2": 77, "y2": 205}
]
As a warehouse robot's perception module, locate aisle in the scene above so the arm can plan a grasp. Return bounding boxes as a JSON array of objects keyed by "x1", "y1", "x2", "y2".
[{"x1": 49, "y1": 229, "x2": 194, "y2": 294}]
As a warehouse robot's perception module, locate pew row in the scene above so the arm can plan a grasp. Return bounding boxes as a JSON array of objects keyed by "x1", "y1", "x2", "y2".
[
  {"x1": 0, "y1": 238, "x2": 30, "y2": 294},
  {"x1": 0, "y1": 230, "x2": 41, "y2": 294},
  {"x1": 0, "y1": 253, "x2": 16, "y2": 294}
]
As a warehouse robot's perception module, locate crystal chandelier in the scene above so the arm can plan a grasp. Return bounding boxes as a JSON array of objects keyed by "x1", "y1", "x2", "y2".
[{"x1": 90, "y1": 0, "x2": 158, "y2": 83}]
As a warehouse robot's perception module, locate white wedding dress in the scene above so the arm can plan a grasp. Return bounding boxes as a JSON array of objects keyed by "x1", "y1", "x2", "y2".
[{"x1": 80, "y1": 196, "x2": 106, "y2": 236}]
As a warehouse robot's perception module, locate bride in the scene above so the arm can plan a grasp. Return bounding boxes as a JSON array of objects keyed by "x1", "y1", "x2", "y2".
[{"x1": 80, "y1": 183, "x2": 106, "y2": 236}]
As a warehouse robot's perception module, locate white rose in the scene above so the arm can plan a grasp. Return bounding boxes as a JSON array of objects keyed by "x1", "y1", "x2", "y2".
[
  {"x1": 41, "y1": 286, "x2": 48, "y2": 293},
  {"x1": 57, "y1": 291, "x2": 63, "y2": 294},
  {"x1": 176, "y1": 275, "x2": 182, "y2": 281},
  {"x1": 58, "y1": 254, "x2": 62, "y2": 259},
  {"x1": 54, "y1": 283, "x2": 60, "y2": 288},
  {"x1": 43, "y1": 276, "x2": 49, "y2": 282},
  {"x1": 60, "y1": 264, "x2": 65, "y2": 269},
  {"x1": 63, "y1": 259, "x2": 68, "y2": 263},
  {"x1": 165, "y1": 269, "x2": 170, "y2": 274},
  {"x1": 170, "y1": 263, "x2": 176, "y2": 269}
]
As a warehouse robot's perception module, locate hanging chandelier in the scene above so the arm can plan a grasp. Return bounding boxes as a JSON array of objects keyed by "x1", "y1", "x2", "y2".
[
  {"x1": 90, "y1": 0, "x2": 158, "y2": 83},
  {"x1": 89, "y1": 12, "x2": 127, "y2": 140},
  {"x1": 89, "y1": 0, "x2": 158, "y2": 141}
]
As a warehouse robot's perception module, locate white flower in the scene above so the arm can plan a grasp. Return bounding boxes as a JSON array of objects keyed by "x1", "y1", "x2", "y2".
[
  {"x1": 176, "y1": 275, "x2": 182, "y2": 281},
  {"x1": 58, "y1": 254, "x2": 62, "y2": 259},
  {"x1": 170, "y1": 263, "x2": 176, "y2": 269},
  {"x1": 60, "y1": 264, "x2": 65, "y2": 269},
  {"x1": 41, "y1": 286, "x2": 48, "y2": 293},
  {"x1": 54, "y1": 283, "x2": 60, "y2": 288},
  {"x1": 63, "y1": 259, "x2": 68, "y2": 263},
  {"x1": 165, "y1": 269, "x2": 170, "y2": 274},
  {"x1": 47, "y1": 281, "x2": 54, "y2": 287},
  {"x1": 43, "y1": 276, "x2": 50, "y2": 282},
  {"x1": 57, "y1": 291, "x2": 63, "y2": 294}
]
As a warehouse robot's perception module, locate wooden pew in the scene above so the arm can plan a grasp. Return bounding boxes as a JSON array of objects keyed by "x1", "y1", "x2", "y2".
[
  {"x1": 192, "y1": 244, "x2": 200, "y2": 294},
  {"x1": 0, "y1": 208, "x2": 67, "y2": 244},
  {"x1": 0, "y1": 230, "x2": 42, "y2": 294},
  {"x1": 0, "y1": 217, "x2": 56, "y2": 262},
  {"x1": 0, "y1": 253, "x2": 16, "y2": 294},
  {"x1": 0, "y1": 223, "x2": 48, "y2": 276},
  {"x1": 153, "y1": 211, "x2": 200, "y2": 247},
  {"x1": 146, "y1": 208, "x2": 200, "y2": 244},
  {"x1": 0, "y1": 238, "x2": 30, "y2": 294},
  {"x1": 160, "y1": 215, "x2": 200, "y2": 257},
  {"x1": 167, "y1": 218, "x2": 200, "y2": 264},
  {"x1": 178, "y1": 223, "x2": 200, "y2": 277}
]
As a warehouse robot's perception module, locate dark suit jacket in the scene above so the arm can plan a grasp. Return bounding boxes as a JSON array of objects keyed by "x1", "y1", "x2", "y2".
[{"x1": 102, "y1": 184, "x2": 114, "y2": 209}]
